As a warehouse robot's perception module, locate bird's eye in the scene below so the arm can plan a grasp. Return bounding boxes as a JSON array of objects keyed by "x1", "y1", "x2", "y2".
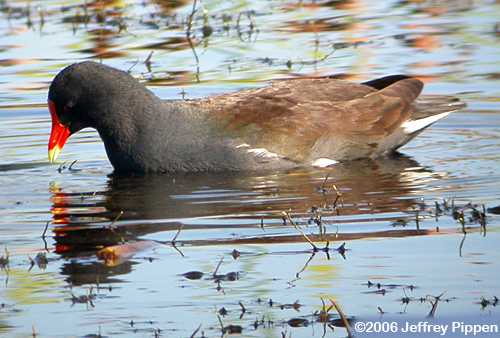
[
  {"x1": 63, "y1": 100, "x2": 75, "y2": 114},
  {"x1": 58, "y1": 103, "x2": 74, "y2": 126}
]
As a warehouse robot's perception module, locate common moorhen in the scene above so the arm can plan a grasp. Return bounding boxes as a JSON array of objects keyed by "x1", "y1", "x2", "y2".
[{"x1": 47, "y1": 61, "x2": 464, "y2": 174}]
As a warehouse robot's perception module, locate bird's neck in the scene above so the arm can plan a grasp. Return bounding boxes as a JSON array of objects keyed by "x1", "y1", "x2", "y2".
[{"x1": 96, "y1": 95, "x2": 218, "y2": 173}]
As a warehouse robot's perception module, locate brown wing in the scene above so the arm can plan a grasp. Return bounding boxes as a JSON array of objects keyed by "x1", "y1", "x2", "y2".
[
  {"x1": 342, "y1": 77, "x2": 423, "y2": 135},
  {"x1": 200, "y1": 76, "x2": 423, "y2": 161}
]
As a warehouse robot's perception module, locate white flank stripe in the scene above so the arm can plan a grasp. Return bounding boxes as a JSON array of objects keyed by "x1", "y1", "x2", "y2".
[
  {"x1": 312, "y1": 158, "x2": 338, "y2": 167},
  {"x1": 247, "y1": 148, "x2": 282, "y2": 158},
  {"x1": 236, "y1": 143, "x2": 250, "y2": 148},
  {"x1": 402, "y1": 112, "x2": 450, "y2": 134}
]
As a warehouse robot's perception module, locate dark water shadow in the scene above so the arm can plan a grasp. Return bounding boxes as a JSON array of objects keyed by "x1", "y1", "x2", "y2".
[{"x1": 50, "y1": 155, "x2": 437, "y2": 252}]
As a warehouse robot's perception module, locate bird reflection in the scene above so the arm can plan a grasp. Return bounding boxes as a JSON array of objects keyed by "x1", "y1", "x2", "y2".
[
  {"x1": 50, "y1": 155, "x2": 436, "y2": 249},
  {"x1": 49, "y1": 155, "x2": 439, "y2": 285},
  {"x1": 61, "y1": 259, "x2": 135, "y2": 287}
]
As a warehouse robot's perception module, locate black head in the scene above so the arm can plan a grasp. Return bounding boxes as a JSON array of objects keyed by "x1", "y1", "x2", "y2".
[
  {"x1": 48, "y1": 61, "x2": 133, "y2": 133},
  {"x1": 47, "y1": 61, "x2": 153, "y2": 162}
]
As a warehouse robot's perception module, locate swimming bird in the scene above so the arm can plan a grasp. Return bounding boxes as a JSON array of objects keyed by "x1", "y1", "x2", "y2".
[{"x1": 47, "y1": 61, "x2": 464, "y2": 174}]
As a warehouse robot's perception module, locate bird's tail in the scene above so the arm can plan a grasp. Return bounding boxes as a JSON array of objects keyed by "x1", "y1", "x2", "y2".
[
  {"x1": 412, "y1": 95, "x2": 466, "y2": 119},
  {"x1": 376, "y1": 94, "x2": 465, "y2": 156},
  {"x1": 402, "y1": 95, "x2": 466, "y2": 134}
]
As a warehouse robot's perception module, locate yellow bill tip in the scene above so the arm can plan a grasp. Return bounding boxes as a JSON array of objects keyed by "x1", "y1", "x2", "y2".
[{"x1": 48, "y1": 146, "x2": 61, "y2": 163}]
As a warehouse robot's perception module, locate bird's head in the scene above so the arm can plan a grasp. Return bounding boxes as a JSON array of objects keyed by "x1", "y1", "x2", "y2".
[
  {"x1": 48, "y1": 62, "x2": 106, "y2": 162},
  {"x1": 47, "y1": 61, "x2": 139, "y2": 162}
]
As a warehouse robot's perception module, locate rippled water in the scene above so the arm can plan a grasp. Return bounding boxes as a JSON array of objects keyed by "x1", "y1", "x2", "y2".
[{"x1": 0, "y1": 1, "x2": 499, "y2": 337}]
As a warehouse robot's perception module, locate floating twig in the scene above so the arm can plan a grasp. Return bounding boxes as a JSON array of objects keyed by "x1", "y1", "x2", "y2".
[
  {"x1": 281, "y1": 211, "x2": 318, "y2": 250},
  {"x1": 239, "y1": 301, "x2": 246, "y2": 319},
  {"x1": 329, "y1": 298, "x2": 353, "y2": 338},
  {"x1": 0, "y1": 248, "x2": 9, "y2": 270},
  {"x1": 57, "y1": 161, "x2": 66, "y2": 173},
  {"x1": 144, "y1": 51, "x2": 153, "y2": 72},
  {"x1": 213, "y1": 256, "x2": 224, "y2": 277},
  {"x1": 127, "y1": 59, "x2": 139, "y2": 73},
  {"x1": 186, "y1": 0, "x2": 200, "y2": 82},
  {"x1": 319, "y1": 174, "x2": 330, "y2": 193},
  {"x1": 458, "y1": 232, "x2": 466, "y2": 257},
  {"x1": 190, "y1": 324, "x2": 202, "y2": 338},
  {"x1": 480, "y1": 204, "x2": 487, "y2": 236},
  {"x1": 68, "y1": 160, "x2": 78, "y2": 171},
  {"x1": 426, "y1": 292, "x2": 446, "y2": 318},
  {"x1": 108, "y1": 210, "x2": 124, "y2": 229},
  {"x1": 171, "y1": 224, "x2": 184, "y2": 243},
  {"x1": 41, "y1": 221, "x2": 50, "y2": 239},
  {"x1": 331, "y1": 184, "x2": 344, "y2": 209}
]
